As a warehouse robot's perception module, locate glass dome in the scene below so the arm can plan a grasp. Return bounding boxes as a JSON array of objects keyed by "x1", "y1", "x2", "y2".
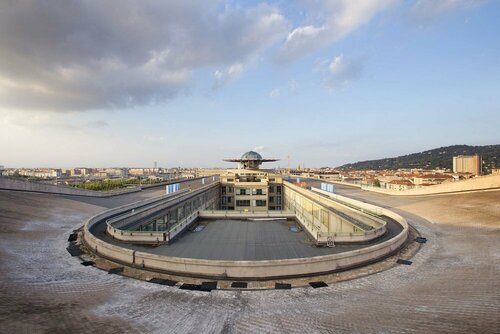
[{"x1": 240, "y1": 151, "x2": 263, "y2": 160}]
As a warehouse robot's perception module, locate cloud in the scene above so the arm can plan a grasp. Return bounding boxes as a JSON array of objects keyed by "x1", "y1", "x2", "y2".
[
  {"x1": 288, "y1": 80, "x2": 299, "y2": 94},
  {"x1": 269, "y1": 89, "x2": 281, "y2": 98},
  {"x1": 408, "y1": 0, "x2": 485, "y2": 25},
  {"x1": 213, "y1": 63, "x2": 246, "y2": 89},
  {"x1": 277, "y1": 0, "x2": 396, "y2": 62},
  {"x1": 0, "y1": 1, "x2": 288, "y2": 112},
  {"x1": 83, "y1": 120, "x2": 109, "y2": 129},
  {"x1": 253, "y1": 145, "x2": 266, "y2": 152},
  {"x1": 323, "y1": 55, "x2": 363, "y2": 90},
  {"x1": 0, "y1": 109, "x2": 109, "y2": 134}
]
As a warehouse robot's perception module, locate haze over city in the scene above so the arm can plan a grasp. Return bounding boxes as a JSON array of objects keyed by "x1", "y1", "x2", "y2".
[{"x1": 1, "y1": 0, "x2": 499, "y2": 168}]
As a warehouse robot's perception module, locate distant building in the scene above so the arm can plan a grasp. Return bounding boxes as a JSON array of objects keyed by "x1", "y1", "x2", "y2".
[
  {"x1": 105, "y1": 168, "x2": 128, "y2": 178},
  {"x1": 70, "y1": 168, "x2": 88, "y2": 176},
  {"x1": 18, "y1": 168, "x2": 61, "y2": 178},
  {"x1": 412, "y1": 174, "x2": 453, "y2": 186},
  {"x1": 386, "y1": 180, "x2": 415, "y2": 191},
  {"x1": 312, "y1": 172, "x2": 341, "y2": 181},
  {"x1": 196, "y1": 168, "x2": 226, "y2": 177},
  {"x1": 128, "y1": 168, "x2": 159, "y2": 176},
  {"x1": 453, "y1": 155, "x2": 482, "y2": 175}
]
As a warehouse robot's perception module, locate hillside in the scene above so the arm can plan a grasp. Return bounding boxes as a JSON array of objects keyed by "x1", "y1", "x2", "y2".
[{"x1": 337, "y1": 145, "x2": 500, "y2": 172}]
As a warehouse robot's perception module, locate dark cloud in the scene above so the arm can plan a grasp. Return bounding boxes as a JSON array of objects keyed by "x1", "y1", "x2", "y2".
[{"x1": 0, "y1": 1, "x2": 288, "y2": 111}]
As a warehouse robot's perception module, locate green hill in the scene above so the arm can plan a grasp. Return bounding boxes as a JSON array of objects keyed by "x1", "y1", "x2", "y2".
[{"x1": 337, "y1": 144, "x2": 500, "y2": 172}]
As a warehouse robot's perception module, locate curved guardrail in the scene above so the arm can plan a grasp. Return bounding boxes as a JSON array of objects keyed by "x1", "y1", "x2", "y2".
[
  {"x1": 82, "y1": 188, "x2": 409, "y2": 279},
  {"x1": 104, "y1": 183, "x2": 219, "y2": 244},
  {"x1": 283, "y1": 182, "x2": 388, "y2": 244}
]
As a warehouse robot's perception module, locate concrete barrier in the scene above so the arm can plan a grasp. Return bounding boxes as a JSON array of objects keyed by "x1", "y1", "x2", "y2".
[
  {"x1": 0, "y1": 176, "x2": 141, "y2": 197},
  {"x1": 311, "y1": 187, "x2": 384, "y2": 215},
  {"x1": 284, "y1": 182, "x2": 387, "y2": 244},
  {"x1": 82, "y1": 190, "x2": 409, "y2": 279},
  {"x1": 132, "y1": 225, "x2": 407, "y2": 279},
  {"x1": 0, "y1": 175, "x2": 218, "y2": 197},
  {"x1": 105, "y1": 183, "x2": 219, "y2": 244},
  {"x1": 198, "y1": 210, "x2": 296, "y2": 220},
  {"x1": 362, "y1": 174, "x2": 500, "y2": 196}
]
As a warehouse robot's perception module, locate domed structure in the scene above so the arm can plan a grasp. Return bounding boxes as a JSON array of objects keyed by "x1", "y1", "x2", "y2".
[
  {"x1": 224, "y1": 150, "x2": 278, "y2": 169},
  {"x1": 241, "y1": 151, "x2": 263, "y2": 161}
]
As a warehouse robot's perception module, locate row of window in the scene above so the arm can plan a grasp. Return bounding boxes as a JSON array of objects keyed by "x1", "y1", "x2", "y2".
[
  {"x1": 235, "y1": 200, "x2": 267, "y2": 207},
  {"x1": 221, "y1": 186, "x2": 234, "y2": 194},
  {"x1": 232, "y1": 188, "x2": 267, "y2": 195},
  {"x1": 268, "y1": 186, "x2": 282, "y2": 194},
  {"x1": 268, "y1": 196, "x2": 282, "y2": 204},
  {"x1": 220, "y1": 206, "x2": 283, "y2": 211},
  {"x1": 222, "y1": 186, "x2": 282, "y2": 194}
]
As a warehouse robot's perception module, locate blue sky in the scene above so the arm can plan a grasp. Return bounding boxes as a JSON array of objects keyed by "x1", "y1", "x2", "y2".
[{"x1": 0, "y1": 0, "x2": 498, "y2": 168}]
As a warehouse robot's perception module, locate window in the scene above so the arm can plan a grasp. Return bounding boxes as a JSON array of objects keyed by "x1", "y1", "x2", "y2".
[
  {"x1": 276, "y1": 186, "x2": 282, "y2": 194},
  {"x1": 239, "y1": 188, "x2": 247, "y2": 195},
  {"x1": 236, "y1": 200, "x2": 251, "y2": 207},
  {"x1": 269, "y1": 196, "x2": 274, "y2": 203},
  {"x1": 255, "y1": 200, "x2": 266, "y2": 207},
  {"x1": 227, "y1": 196, "x2": 232, "y2": 203},
  {"x1": 256, "y1": 189, "x2": 263, "y2": 195},
  {"x1": 269, "y1": 186, "x2": 275, "y2": 193}
]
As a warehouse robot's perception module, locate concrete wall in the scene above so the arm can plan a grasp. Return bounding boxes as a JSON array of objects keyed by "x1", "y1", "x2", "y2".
[
  {"x1": 83, "y1": 204, "x2": 408, "y2": 279},
  {"x1": 311, "y1": 187, "x2": 384, "y2": 215},
  {"x1": 0, "y1": 175, "x2": 216, "y2": 197},
  {"x1": 363, "y1": 174, "x2": 500, "y2": 196},
  {"x1": 0, "y1": 176, "x2": 140, "y2": 197},
  {"x1": 198, "y1": 210, "x2": 296, "y2": 220},
  {"x1": 284, "y1": 182, "x2": 387, "y2": 244},
  {"x1": 82, "y1": 183, "x2": 409, "y2": 279},
  {"x1": 107, "y1": 225, "x2": 167, "y2": 243},
  {"x1": 106, "y1": 190, "x2": 191, "y2": 229},
  {"x1": 105, "y1": 183, "x2": 219, "y2": 243}
]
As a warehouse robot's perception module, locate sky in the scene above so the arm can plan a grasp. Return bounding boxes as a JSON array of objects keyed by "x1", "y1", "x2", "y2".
[{"x1": 0, "y1": 0, "x2": 499, "y2": 168}]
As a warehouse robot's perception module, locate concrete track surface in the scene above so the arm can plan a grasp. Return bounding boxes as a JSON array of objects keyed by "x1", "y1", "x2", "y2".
[{"x1": 0, "y1": 186, "x2": 498, "y2": 333}]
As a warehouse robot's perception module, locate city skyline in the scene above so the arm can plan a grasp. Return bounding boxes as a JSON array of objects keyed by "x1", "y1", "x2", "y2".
[{"x1": 1, "y1": 1, "x2": 499, "y2": 168}]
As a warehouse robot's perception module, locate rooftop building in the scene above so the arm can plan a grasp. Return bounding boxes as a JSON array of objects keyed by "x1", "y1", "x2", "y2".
[
  {"x1": 222, "y1": 151, "x2": 282, "y2": 211},
  {"x1": 224, "y1": 150, "x2": 278, "y2": 169}
]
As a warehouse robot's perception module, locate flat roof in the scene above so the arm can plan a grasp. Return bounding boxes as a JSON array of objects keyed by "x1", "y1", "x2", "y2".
[{"x1": 98, "y1": 218, "x2": 402, "y2": 261}]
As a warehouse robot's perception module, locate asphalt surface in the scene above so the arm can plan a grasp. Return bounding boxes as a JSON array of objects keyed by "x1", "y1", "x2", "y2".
[
  {"x1": 0, "y1": 183, "x2": 498, "y2": 333},
  {"x1": 96, "y1": 218, "x2": 402, "y2": 260}
]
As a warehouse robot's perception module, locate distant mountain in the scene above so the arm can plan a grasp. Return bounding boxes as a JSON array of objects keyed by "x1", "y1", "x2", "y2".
[{"x1": 337, "y1": 145, "x2": 500, "y2": 172}]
